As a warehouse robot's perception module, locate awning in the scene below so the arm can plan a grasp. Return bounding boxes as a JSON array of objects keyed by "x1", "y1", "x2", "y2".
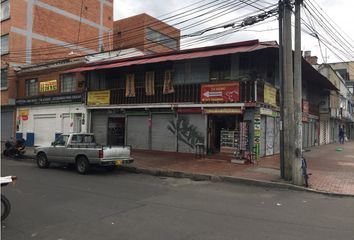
[{"x1": 65, "y1": 40, "x2": 278, "y2": 73}]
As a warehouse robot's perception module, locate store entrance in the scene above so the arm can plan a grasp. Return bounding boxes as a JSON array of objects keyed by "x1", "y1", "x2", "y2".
[
  {"x1": 107, "y1": 117, "x2": 125, "y2": 146},
  {"x1": 208, "y1": 115, "x2": 240, "y2": 154}
]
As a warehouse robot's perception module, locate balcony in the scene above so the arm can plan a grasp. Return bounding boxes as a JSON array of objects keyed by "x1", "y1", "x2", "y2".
[{"x1": 103, "y1": 80, "x2": 278, "y2": 106}]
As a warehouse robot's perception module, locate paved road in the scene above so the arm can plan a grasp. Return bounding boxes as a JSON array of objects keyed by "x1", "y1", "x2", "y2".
[{"x1": 1, "y1": 158, "x2": 354, "y2": 240}]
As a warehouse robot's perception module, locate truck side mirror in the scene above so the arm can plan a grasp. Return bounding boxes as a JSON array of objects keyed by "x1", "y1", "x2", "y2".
[{"x1": 51, "y1": 142, "x2": 56, "y2": 146}]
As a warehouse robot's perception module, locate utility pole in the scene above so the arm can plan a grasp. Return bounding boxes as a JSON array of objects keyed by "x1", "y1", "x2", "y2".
[
  {"x1": 282, "y1": 0, "x2": 295, "y2": 181},
  {"x1": 293, "y1": 0, "x2": 303, "y2": 185},
  {"x1": 278, "y1": 0, "x2": 285, "y2": 179}
]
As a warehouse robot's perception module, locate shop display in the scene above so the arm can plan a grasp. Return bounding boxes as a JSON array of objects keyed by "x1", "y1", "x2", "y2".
[{"x1": 220, "y1": 130, "x2": 239, "y2": 154}]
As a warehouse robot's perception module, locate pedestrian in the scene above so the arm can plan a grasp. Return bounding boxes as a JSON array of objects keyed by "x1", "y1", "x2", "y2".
[{"x1": 339, "y1": 126, "x2": 345, "y2": 144}]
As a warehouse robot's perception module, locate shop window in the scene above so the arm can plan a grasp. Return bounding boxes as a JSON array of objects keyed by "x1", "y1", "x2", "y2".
[
  {"x1": 25, "y1": 79, "x2": 38, "y2": 97},
  {"x1": 210, "y1": 56, "x2": 231, "y2": 81},
  {"x1": 60, "y1": 73, "x2": 77, "y2": 93},
  {"x1": 1, "y1": 0, "x2": 10, "y2": 21},
  {"x1": 1, "y1": 34, "x2": 9, "y2": 55},
  {"x1": 1, "y1": 68, "x2": 7, "y2": 89}
]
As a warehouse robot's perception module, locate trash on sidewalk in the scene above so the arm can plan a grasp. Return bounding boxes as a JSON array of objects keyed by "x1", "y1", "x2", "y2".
[{"x1": 335, "y1": 147, "x2": 343, "y2": 151}]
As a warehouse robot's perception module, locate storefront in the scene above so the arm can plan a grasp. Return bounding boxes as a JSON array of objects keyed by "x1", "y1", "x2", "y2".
[
  {"x1": 90, "y1": 108, "x2": 206, "y2": 154},
  {"x1": 16, "y1": 93, "x2": 86, "y2": 146},
  {"x1": 259, "y1": 108, "x2": 280, "y2": 157},
  {"x1": 1, "y1": 106, "x2": 15, "y2": 141}
]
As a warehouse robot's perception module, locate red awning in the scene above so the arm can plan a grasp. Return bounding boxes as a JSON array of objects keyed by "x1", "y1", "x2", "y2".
[{"x1": 65, "y1": 40, "x2": 278, "y2": 73}]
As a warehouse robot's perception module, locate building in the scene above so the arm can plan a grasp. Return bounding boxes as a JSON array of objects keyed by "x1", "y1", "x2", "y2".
[
  {"x1": 64, "y1": 39, "x2": 335, "y2": 158},
  {"x1": 113, "y1": 13, "x2": 180, "y2": 54},
  {"x1": 315, "y1": 64, "x2": 353, "y2": 143},
  {"x1": 1, "y1": 0, "x2": 114, "y2": 141}
]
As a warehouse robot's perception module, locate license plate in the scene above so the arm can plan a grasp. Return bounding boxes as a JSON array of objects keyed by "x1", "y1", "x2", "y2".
[{"x1": 115, "y1": 160, "x2": 123, "y2": 166}]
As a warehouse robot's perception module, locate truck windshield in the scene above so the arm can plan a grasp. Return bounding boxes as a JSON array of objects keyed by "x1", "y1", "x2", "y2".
[{"x1": 55, "y1": 135, "x2": 69, "y2": 146}]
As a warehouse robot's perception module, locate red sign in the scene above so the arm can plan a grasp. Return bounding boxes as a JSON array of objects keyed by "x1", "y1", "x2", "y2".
[{"x1": 201, "y1": 82, "x2": 240, "y2": 103}]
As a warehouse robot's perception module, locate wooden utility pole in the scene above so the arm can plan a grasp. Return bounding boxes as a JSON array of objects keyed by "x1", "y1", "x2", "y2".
[
  {"x1": 293, "y1": 0, "x2": 303, "y2": 185},
  {"x1": 278, "y1": 0, "x2": 285, "y2": 179},
  {"x1": 282, "y1": 0, "x2": 295, "y2": 180}
]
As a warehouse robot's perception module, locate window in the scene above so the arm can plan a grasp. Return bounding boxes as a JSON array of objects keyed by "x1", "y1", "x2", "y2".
[
  {"x1": 1, "y1": 0, "x2": 10, "y2": 21},
  {"x1": 1, "y1": 68, "x2": 7, "y2": 89},
  {"x1": 210, "y1": 56, "x2": 231, "y2": 81},
  {"x1": 146, "y1": 28, "x2": 178, "y2": 50},
  {"x1": 54, "y1": 135, "x2": 69, "y2": 146},
  {"x1": 1, "y1": 34, "x2": 9, "y2": 55},
  {"x1": 60, "y1": 73, "x2": 77, "y2": 92},
  {"x1": 336, "y1": 69, "x2": 349, "y2": 81},
  {"x1": 25, "y1": 79, "x2": 38, "y2": 96}
]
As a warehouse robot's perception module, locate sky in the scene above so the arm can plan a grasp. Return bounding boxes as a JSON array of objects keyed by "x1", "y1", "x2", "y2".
[{"x1": 114, "y1": 0, "x2": 354, "y2": 64}]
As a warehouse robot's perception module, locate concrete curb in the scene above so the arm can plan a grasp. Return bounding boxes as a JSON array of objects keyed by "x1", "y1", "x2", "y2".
[{"x1": 120, "y1": 165, "x2": 354, "y2": 198}]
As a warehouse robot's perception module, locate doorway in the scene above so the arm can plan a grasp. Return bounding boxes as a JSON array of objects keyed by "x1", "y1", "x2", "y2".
[
  {"x1": 208, "y1": 115, "x2": 240, "y2": 153},
  {"x1": 107, "y1": 117, "x2": 125, "y2": 146}
]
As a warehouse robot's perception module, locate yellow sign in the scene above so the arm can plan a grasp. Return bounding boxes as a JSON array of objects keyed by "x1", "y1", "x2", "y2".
[
  {"x1": 87, "y1": 90, "x2": 110, "y2": 105},
  {"x1": 18, "y1": 109, "x2": 29, "y2": 121},
  {"x1": 264, "y1": 84, "x2": 276, "y2": 106},
  {"x1": 204, "y1": 108, "x2": 242, "y2": 114},
  {"x1": 40, "y1": 80, "x2": 57, "y2": 92}
]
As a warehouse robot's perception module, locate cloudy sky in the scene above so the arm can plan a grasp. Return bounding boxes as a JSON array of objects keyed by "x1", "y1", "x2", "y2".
[{"x1": 114, "y1": 0, "x2": 354, "y2": 63}]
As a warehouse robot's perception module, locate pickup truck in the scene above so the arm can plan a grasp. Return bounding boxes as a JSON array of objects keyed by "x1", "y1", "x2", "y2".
[{"x1": 34, "y1": 133, "x2": 134, "y2": 174}]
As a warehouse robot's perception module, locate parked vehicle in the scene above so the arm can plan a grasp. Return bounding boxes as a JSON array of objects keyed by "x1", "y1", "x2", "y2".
[
  {"x1": 34, "y1": 133, "x2": 134, "y2": 174},
  {"x1": 1, "y1": 176, "x2": 17, "y2": 221},
  {"x1": 3, "y1": 138, "x2": 26, "y2": 159}
]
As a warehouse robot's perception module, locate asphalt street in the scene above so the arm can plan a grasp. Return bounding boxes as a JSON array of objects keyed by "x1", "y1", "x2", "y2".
[{"x1": 1, "y1": 157, "x2": 354, "y2": 240}]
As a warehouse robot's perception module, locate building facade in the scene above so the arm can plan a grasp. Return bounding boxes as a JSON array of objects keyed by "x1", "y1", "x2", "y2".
[
  {"x1": 65, "y1": 40, "x2": 335, "y2": 158},
  {"x1": 1, "y1": 0, "x2": 113, "y2": 141}
]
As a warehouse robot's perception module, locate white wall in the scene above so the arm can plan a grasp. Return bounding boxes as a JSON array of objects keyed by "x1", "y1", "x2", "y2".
[{"x1": 17, "y1": 104, "x2": 88, "y2": 136}]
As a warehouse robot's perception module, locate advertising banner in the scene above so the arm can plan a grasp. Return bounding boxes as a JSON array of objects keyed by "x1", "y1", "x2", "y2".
[
  {"x1": 39, "y1": 80, "x2": 58, "y2": 92},
  {"x1": 18, "y1": 109, "x2": 29, "y2": 121},
  {"x1": 264, "y1": 84, "x2": 276, "y2": 106},
  {"x1": 204, "y1": 108, "x2": 242, "y2": 114},
  {"x1": 87, "y1": 90, "x2": 110, "y2": 105},
  {"x1": 201, "y1": 82, "x2": 240, "y2": 103}
]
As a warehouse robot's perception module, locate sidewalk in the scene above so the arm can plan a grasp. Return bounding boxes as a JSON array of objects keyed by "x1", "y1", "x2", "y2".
[{"x1": 11, "y1": 142, "x2": 354, "y2": 196}]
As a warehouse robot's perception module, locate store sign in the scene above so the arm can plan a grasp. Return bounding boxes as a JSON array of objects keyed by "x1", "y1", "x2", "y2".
[
  {"x1": 40, "y1": 80, "x2": 58, "y2": 92},
  {"x1": 264, "y1": 84, "x2": 276, "y2": 106},
  {"x1": 16, "y1": 93, "x2": 83, "y2": 106},
  {"x1": 18, "y1": 109, "x2": 29, "y2": 121},
  {"x1": 87, "y1": 90, "x2": 110, "y2": 106},
  {"x1": 201, "y1": 82, "x2": 240, "y2": 103},
  {"x1": 204, "y1": 108, "x2": 242, "y2": 114},
  {"x1": 260, "y1": 108, "x2": 276, "y2": 117},
  {"x1": 253, "y1": 114, "x2": 261, "y2": 157}
]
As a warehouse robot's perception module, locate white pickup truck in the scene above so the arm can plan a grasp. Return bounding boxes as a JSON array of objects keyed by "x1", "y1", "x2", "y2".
[{"x1": 34, "y1": 133, "x2": 133, "y2": 174}]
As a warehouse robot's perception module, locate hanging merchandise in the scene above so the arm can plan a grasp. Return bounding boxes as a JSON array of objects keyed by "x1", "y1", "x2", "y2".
[
  {"x1": 254, "y1": 114, "x2": 261, "y2": 157},
  {"x1": 240, "y1": 122, "x2": 249, "y2": 151}
]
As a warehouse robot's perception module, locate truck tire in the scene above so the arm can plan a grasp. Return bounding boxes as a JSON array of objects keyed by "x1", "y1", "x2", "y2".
[
  {"x1": 37, "y1": 153, "x2": 50, "y2": 168},
  {"x1": 1, "y1": 194, "x2": 11, "y2": 221},
  {"x1": 76, "y1": 156, "x2": 90, "y2": 175}
]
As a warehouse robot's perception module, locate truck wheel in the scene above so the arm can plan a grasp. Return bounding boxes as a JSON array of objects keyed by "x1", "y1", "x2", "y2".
[
  {"x1": 76, "y1": 156, "x2": 90, "y2": 175},
  {"x1": 37, "y1": 153, "x2": 50, "y2": 168},
  {"x1": 1, "y1": 194, "x2": 11, "y2": 221}
]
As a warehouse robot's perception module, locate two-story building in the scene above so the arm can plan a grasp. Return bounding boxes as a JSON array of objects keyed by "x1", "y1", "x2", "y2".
[{"x1": 64, "y1": 39, "x2": 336, "y2": 158}]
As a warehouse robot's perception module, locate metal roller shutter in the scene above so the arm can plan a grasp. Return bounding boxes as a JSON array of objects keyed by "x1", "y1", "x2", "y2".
[
  {"x1": 126, "y1": 116, "x2": 149, "y2": 150},
  {"x1": 91, "y1": 110, "x2": 108, "y2": 145},
  {"x1": 34, "y1": 114, "x2": 56, "y2": 146},
  {"x1": 260, "y1": 116, "x2": 266, "y2": 157},
  {"x1": 152, "y1": 114, "x2": 176, "y2": 152},
  {"x1": 265, "y1": 116, "x2": 275, "y2": 156},
  {"x1": 1, "y1": 109, "x2": 14, "y2": 141},
  {"x1": 177, "y1": 114, "x2": 206, "y2": 153}
]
